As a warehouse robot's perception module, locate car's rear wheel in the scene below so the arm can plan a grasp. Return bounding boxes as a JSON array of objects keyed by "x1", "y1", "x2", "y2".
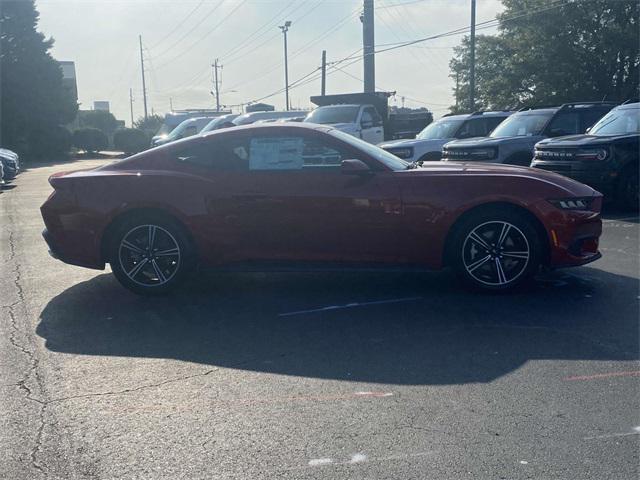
[
  {"x1": 108, "y1": 215, "x2": 194, "y2": 295},
  {"x1": 451, "y1": 209, "x2": 542, "y2": 291}
]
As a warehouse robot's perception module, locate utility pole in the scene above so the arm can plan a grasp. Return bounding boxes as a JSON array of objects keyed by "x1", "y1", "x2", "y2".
[
  {"x1": 169, "y1": 97, "x2": 173, "y2": 111},
  {"x1": 469, "y1": 0, "x2": 476, "y2": 111},
  {"x1": 321, "y1": 50, "x2": 327, "y2": 96},
  {"x1": 455, "y1": 71, "x2": 460, "y2": 110},
  {"x1": 279, "y1": 21, "x2": 292, "y2": 111},
  {"x1": 139, "y1": 35, "x2": 148, "y2": 120},
  {"x1": 129, "y1": 88, "x2": 134, "y2": 127},
  {"x1": 212, "y1": 59, "x2": 222, "y2": 112},
  {"x1": 362, "y1": 0, "x2": 375, "y2": 93}
]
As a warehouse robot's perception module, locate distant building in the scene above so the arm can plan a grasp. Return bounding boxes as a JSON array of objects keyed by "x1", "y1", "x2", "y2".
[
  {"x1": 59, "y1": 61, "x2": 78, "y2": 101},
  {"x1": 94, "y1": 101, "x2": 110, "y2": 112}
]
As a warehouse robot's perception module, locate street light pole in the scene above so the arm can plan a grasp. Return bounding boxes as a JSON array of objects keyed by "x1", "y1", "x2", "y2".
[{"x1": 279, "y1": 21, "x2": 292, "y2": 111}]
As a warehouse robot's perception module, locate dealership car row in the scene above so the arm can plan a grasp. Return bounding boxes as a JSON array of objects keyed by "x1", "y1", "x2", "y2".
[{"x1": 148, "y1": 100, "x2": 638, "y2": 210}]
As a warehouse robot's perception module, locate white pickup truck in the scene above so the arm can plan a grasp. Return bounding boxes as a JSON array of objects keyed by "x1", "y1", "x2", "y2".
[{"x1": 303, "y1": 104, "x2": 385, "y2": 144}]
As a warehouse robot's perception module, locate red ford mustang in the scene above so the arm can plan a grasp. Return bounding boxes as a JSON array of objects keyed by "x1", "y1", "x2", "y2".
[{"x1": 41, "y1": 123, "x2": 602, "y2": 294}]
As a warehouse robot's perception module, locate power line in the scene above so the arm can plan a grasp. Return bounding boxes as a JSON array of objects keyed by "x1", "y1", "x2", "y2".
[
  {"x1": 147, "y1": 0, "x2": 206, "y2": 50},
  {"x1": 150, "y1": 0, "x2": 224, "y2": 59}
]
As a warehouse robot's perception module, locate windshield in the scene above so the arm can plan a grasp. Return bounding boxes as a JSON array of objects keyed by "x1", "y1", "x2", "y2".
[
  {"x1": 202, "y1": 115, "x2": 237, "y2": 132},
  {"x1": 417, "y1": 119, "x2": 464, "y2": 139},
  {"x1": 154, "y1": 124, "x2": 172, "y2": 137},
  {"x1": 166, "y1": 120, "x2": 197, "y2": 140},
  {"x1": 329, "y1": 128, "x2": 410, "y2": 171},
  {"x1": 590, "y1": 108, "x2": 640, "y2": 135},
  {"x1": 490, "y1": 111, "x2": 553, "y2": 137},
  {"x1": 305, "y1": 106, "x2": 360, "y2": 125}
]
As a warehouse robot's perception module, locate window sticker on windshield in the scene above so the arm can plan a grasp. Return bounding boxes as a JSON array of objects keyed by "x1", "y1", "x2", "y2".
[{"x1": 249, "y1": 137, "x2": 304, "y2": 170}]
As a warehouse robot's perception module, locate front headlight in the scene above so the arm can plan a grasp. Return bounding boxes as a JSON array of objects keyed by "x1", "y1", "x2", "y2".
[
  {"x1": 575, "y1": 148, "x2": 608, "y2": 161},
  {"x1": 386, "y1": 147, "x2": 414, "y2": 159},
  {"x1": 468, "y1": 147, "x2": 497, "y2": 160},
  {"x1": 549, "y1": 197, "x2": 593, "y2": 210}
]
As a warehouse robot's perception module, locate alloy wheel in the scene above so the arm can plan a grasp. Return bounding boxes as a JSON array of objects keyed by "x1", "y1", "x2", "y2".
[
  {"x1": 462, "y1": 221, "x2": 530, "y2": 287},
  {"x1": 118, "y1": 224, "x2": 181, "y2": 287}
]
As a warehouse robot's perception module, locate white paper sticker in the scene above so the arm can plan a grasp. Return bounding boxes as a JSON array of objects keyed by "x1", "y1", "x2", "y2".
[{"x1": 249, "y1": 137, "x2": 304, "y2": 170}]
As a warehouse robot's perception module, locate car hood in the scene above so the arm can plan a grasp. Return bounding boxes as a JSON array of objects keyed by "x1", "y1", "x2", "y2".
[
  {"x1": 402, "y1": 161, "x2": 597, "y2": 197},
  {"x1": 445, "y1": 136, "x2": 540, "y2": 148},
  {"x1": 536, "y1": 133, "x2": 638, "y2": 148},
  {"x1": 379, "y1": 138, "x2": 448, "y2": 150}
]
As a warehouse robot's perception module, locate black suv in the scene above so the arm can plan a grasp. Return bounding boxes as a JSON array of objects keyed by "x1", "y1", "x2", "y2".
[
  {"x1": 442, "y1": 102, "x2": 617, "y2": 166},
  {"x1": 532, "y1": 101, "x2": 639, "y2": 210}
]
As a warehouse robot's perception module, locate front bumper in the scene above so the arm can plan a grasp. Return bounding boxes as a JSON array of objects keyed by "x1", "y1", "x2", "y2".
[
  {"x1": 42, "y1": 228, "x2": 105, "y2": 269},
  {"x1": 536, "y1": 197, "x2": 603, "y2": 269}
]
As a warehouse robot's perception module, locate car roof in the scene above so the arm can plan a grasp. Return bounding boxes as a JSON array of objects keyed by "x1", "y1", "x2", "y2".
[
  {"x1": 618, "y1": 102, "x2": 639, "y2": 110},
  {"x1": 200, "y1": 122, "x2": 329, "y2": 139},
  {"x1": 514, "y1": 108, "x2": 558, "y2": 115},
  {"x1": 314, "y1": 104, "x2": 362, "y2": 108},
  {"x1": 439, "y1": 111, "x2": 513, "y2": 121}
]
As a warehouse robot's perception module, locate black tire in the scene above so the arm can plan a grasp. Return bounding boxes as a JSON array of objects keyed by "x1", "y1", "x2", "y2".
[
  {"x1": 450, "y1": 208, "x2": 542, "y2": 291},
  {"x1": 616, "y1": 168, "x2": 639, "y2": 211},
  {"x1": 108, "y1": 213, "x2": 195, "y2": 295}
]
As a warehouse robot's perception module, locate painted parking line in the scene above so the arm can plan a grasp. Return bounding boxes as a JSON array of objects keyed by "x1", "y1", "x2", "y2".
[
  {"x1": 563, "y1": 370, "x2": 640, "y2": 381},
  {"x1": 279, "y1": 296, "x2": 423, "y2": 317},
  {"x1": 214, "y1": 391, "x2": 395, "y2": 408},
  {"x1": 584, "y1": 426, "x2": 640, "y2": 440},
  {"x1": 306, "y1": 451, "x2": 432, "y2": 468}
]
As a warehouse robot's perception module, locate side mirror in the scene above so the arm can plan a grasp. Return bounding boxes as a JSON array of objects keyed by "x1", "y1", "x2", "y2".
[
  {"x1": 341, "y1": 159, "x2": 371, "y2": 175},
  {"x1": 361, "y1": 120, "x2": 373, "y2": 129},
  {"x1": 585, "y1": 126, "x2": 592, "y2": 134}
]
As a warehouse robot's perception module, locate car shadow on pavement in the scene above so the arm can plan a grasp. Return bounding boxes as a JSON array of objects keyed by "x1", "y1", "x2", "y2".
[{"x1": 36, "y1": 267, "x2": 639, "y2": 385}]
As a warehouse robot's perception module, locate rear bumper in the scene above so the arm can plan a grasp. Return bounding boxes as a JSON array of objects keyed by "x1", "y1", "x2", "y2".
[{"x1": 42, "y1": 228, "x2": 104, "y2": 269}]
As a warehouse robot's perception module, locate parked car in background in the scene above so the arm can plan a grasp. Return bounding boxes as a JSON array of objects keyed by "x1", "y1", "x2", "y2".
[
  {"x1": 152, "y1": 117, "x2": 214, "y2": 147},
  {"x1": 379, "y1": 111, "x2": 513, "y2": 163},
  {"x1": 151, "y1": 109, "x2": 226, "y2": 145},
  {"x1": 442, "y1": 102, "x2": 617, "y2": 165},
  {"x1": 233, "y1": 110, "x2": 308, "y2": 126},
  {"x1": 304, "y1": 104, "x2": 385, "y2": 144},
  {"x1": 306, "y1": 92, "x2": 432, "y2": 142},
  {"x1": 532, "y1": 101, "x2": 639, "y2": 209},
  {"x1": 42, "y1": 123, "x2": 603, "y2": 295},
  {"x1": 200, "y1": 113, "x2": 239, "y2": 133},
  {"x1": 0, "y1": 147, "x2": 20, "y2": 181}
]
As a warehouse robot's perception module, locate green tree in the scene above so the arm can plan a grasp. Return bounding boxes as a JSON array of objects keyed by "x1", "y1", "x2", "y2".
[
  {"x1": 0, "y1": 0, "x2": 78, "y2": 159},
  {"x1": 450, "y1": 0, "x2": 639, "y2": 112},
  {"x1": 77, "y1": 110, "x2": 119, "y2": 136},
  {"x1": 134, "y1": 114, "x2": 164, "y2": 135}
]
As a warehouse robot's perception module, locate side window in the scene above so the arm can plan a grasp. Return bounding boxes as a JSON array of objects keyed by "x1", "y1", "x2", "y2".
[
  {"x1": 175, "y1": 138, "x2": 249, "y2": 170},
  {"x1": 368, "y1": 107, "x2": 383, "y2": 126},
  {"x1": 547, "y1": 112, "x2": 580, "y2": 136},
  {"x1": 486, "y1": 117, "x2": 507, "y2": 134},
  {"x1": 457, "y1": 118, "x2": 486, "y2": 138},
  {"x1": 582, "y1": 109, "x2": 609, "y2": 132},
  {"x1": 361, "y1": 109, "x2": 374, "y2": 127},
  {"x1": 183, "y1": 125, "x2": 199, "y2": 138},
  {"x1": 248, "y1": 135, "x2": 345, "y2": 172}
]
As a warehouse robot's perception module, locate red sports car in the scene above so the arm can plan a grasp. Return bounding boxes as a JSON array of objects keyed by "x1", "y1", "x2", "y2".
[{"x1": 41, "y1": 123, "x2": 602, "y2": 294}]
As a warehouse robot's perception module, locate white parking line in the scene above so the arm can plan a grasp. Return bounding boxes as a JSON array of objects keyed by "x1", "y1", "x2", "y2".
[
  {"x1": 584, "y1": 426, "x2": 640, "y2": 440},
  {"x1": 279, "y1": 296, "x2": 423, "y2": 317}
]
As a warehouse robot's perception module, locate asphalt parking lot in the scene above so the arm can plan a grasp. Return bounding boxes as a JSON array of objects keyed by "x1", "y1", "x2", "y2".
[{"x1": 1, "y1": 159, "x2": 638, "y2": 480}]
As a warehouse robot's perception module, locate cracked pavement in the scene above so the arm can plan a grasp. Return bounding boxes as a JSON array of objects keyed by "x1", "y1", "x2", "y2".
[{"x1": 1, "y1": 159, "x2": 639, "y2": 479}]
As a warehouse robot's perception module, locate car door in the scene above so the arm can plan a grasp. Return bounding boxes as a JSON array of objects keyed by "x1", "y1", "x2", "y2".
[
  {"x1": 179, "y1": 129, "x2": 405, "y2": 264},
  {"x1": 360, "y1": 107, "x2": 385, "y2": 144}
]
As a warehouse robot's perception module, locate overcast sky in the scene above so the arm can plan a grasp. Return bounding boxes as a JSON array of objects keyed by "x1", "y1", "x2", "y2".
[{"x1": 36, "y1": 0, "x2": 503, "y2": 125}]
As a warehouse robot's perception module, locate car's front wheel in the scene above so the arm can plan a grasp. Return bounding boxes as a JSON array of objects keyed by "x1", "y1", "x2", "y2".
[
  {"x1": 451, "y1": 209, "x2": 542, "y2": 291},
  {"x1": 108, "y1": 215, "x2": 195, "y2": 295}
]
